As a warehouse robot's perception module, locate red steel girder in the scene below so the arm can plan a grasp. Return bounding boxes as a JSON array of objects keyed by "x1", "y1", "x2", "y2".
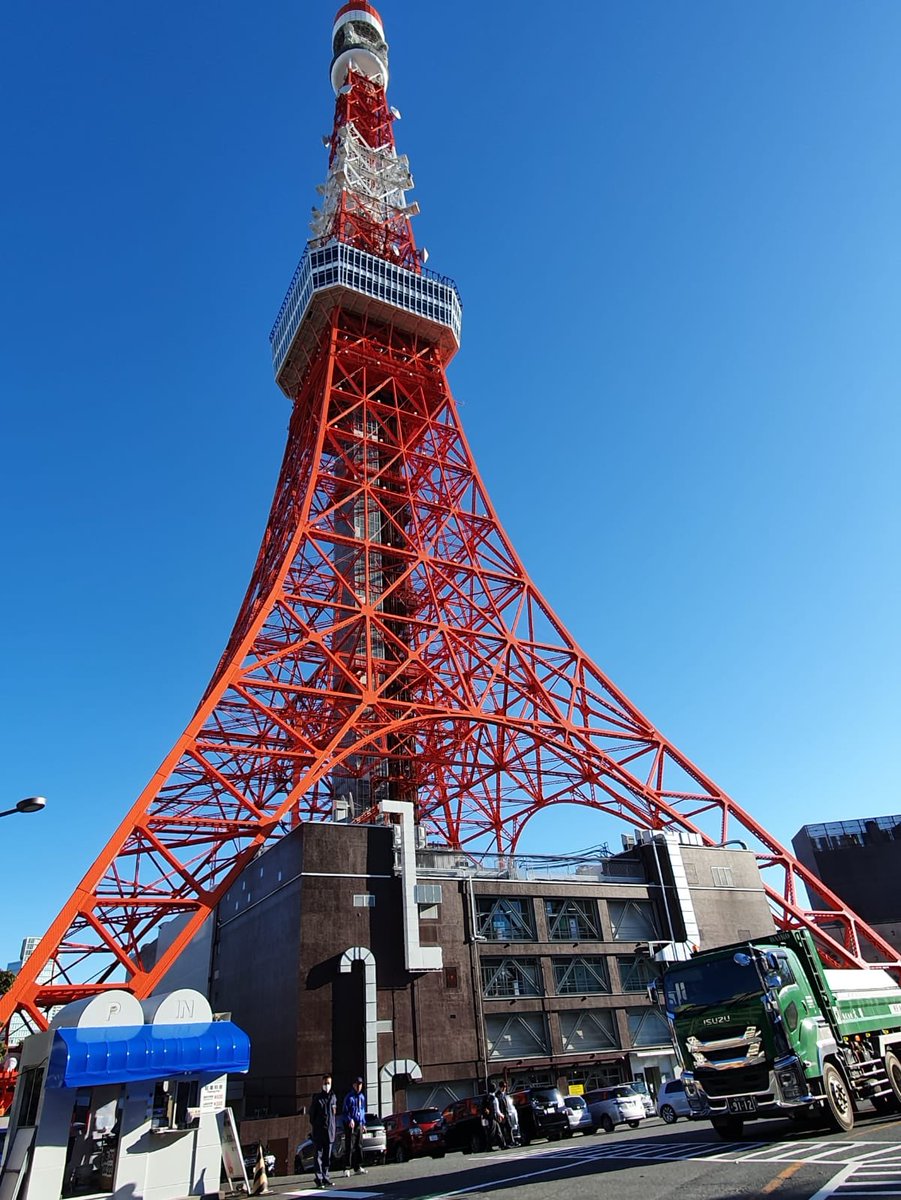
[{"x1": 3, "y1": 304, "x2": 899, "y2": 1040}]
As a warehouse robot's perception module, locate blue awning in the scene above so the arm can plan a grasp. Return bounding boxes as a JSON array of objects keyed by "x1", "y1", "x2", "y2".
[{"x1": 47, "y1": 1022, "x2": 250, "y2": 1088}]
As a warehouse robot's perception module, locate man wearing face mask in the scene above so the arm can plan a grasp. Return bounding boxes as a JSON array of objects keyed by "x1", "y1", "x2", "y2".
[{"x1": 309, "y1": 1073, "x2": 337, "y2": 1189}]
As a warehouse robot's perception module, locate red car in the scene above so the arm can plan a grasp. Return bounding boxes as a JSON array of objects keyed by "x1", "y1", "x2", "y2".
[{"x1": 383, "y1": 1108, "x2": 446, "y2": 1163}]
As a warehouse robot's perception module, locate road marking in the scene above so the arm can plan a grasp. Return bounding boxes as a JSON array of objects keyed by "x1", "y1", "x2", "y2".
[{"x1": 762, "y1": 1162, "x2": 806, "y2": 1194}]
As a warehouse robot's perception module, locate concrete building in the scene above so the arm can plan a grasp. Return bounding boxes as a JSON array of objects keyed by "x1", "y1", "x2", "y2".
[
  {"x1": 189, "y1": 815, "x2": 773, "y2": 1164},
  {"x1": 793, "y1": 814, "x2": 901, "y2": 955}
]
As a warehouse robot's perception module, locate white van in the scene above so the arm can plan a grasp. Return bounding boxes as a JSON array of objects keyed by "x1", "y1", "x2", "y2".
[{"x1": 584, "y1": 1085, "x2": 645, "y2": 1132}]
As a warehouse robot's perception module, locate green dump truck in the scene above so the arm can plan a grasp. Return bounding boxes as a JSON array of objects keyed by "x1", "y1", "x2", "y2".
[{"x1": 661, "y1": 929, "x2": 901, "y2": 1138}]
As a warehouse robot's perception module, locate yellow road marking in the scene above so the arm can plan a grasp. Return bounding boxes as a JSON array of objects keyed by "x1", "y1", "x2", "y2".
[{"x1": 761, "y1": 1162, "x2": 805, "y2": 1194}]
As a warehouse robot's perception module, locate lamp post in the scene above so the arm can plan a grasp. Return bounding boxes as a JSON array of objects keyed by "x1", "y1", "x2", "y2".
[{"x1": 0, "y1": 796, "x2": 47, "y2": 819}]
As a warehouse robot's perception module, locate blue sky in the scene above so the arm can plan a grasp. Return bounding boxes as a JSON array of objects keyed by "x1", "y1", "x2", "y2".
[{"x1": 2, "y1": 2, "x2": 900, "y2": 965}]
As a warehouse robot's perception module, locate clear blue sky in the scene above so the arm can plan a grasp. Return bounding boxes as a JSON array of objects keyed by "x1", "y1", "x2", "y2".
[{"x1": 2, "y1": 2, "x2": 900, "y2": 965}]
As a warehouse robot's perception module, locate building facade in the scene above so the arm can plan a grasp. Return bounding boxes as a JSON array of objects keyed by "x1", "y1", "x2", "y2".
[
  {"x1": 793, "y1": 815, "x2": 901, "y2": 955},
  {"x1": 202, "y1": 817, "x2": 773, "y2": 1146}
]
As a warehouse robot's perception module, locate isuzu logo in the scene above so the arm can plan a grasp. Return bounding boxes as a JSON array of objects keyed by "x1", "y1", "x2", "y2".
[{"x1": 702, "y1": 1014, "x2": 730, "y2": 1025}]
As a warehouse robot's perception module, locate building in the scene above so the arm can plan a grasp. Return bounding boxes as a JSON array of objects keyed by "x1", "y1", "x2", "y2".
[
  {"x1": 191, "y1": 813, "x2": 773, "y2": 1163},
  {"x1": 793, "y1": 815, "x2": 901, "y2": 955}
]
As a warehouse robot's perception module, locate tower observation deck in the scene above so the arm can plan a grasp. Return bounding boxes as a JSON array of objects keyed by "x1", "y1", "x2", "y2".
[{"x1": 1, "y1": 0, "x2": 898, "y2": 1044}]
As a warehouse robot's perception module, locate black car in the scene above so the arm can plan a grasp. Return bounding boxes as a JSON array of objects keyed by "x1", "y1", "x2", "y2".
[
  {"x1": 509, "y1": 1087, "x2": 570, "y2": 1144},
  {"x1": 441, "y1": 1096, "x2": 489, "y2": 1154}
]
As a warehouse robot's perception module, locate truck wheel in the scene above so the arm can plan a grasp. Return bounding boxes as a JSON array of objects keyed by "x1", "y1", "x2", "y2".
[
  {"x1": 659, "y1": 1104, "x2": 678, "y2": 1124},
  {"x1": 823, "y1": 1062, "x2": 855, "y2": 1133},
  {"x1": 711, "y1": 1116, "x2": 743, "y2": 1140},
  {"x1": 885, "y1": 1050, "x2": 901, "y2": 1107}
]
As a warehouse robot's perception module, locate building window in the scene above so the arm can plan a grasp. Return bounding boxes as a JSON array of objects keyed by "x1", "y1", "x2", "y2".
[
  {"x1": 626, "y1": 1007, "x2": 671, "y2": 1048},
  {"x1": 544, "y1": 898, "x2": 601, "y2": 941},
  {"x1": 475, "y1": 897, "x2": 536, "y2": 942},
  {"x1": 481, "y1": 957, "x2": 542, "y2": 998},
  {"x1": 559, "y1": 1009, "x2": 620, "y2": 1054},
  {"x1": 711, "y1": 866, "x2": 735, "y2": 888},
  {"x1": 485, "y1": 1013, "x2": 549, "y2": 1060},
  {"x1": 607, "y1": 900, "x2": 660, "y2": 941},
  {"x1": 616, "y1": 956, "x2": 660, "y2": 993},
  {"x1": 444, "y1": 966, "x2": 459, "y2": 990},
  {"x1": 353, "y1": 894, "x2": 375, "y2": 907},
  {"x1": 553, "y1": 956, "x2": 610, "y2": 995}
]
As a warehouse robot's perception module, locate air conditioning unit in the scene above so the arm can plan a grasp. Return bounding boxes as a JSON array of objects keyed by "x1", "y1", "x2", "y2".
[{"x1": 621, "y1": 834, "x2": 636, "y2": 851}]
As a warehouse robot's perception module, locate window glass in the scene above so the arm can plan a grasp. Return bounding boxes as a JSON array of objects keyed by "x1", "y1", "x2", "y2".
[
  {"x1": 485, "y1": 1013, "x2": 549, "y2": 1060},
  {"x1": 607, "y1": 900, "x2": 660, "y2": 941},
  {"x1": 475, "y1": 897, "x2": 536, "y2": 941},
  {"x1": 545, "y1": 899, "x2": 601, "y2": 941},
  {"x1": 553, "y1": 956, "x2": 610, "y2": 995},
  {"x1": 559, "y1": 1010, "x2": 619, "y2": 1053},
  {"x1": 481, "y1": 957, "x2": 542, "y2": 998},
  {"x1": 626, "y1": 1007, "x2": 671, "y2": 1048}
]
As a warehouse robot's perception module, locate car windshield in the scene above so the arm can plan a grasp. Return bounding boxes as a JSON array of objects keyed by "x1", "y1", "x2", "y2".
[
  {"x1": 529, "y1": 1089, "x2": 563, "y2": 1106},
  {"x1": 566, "y1": 1096, "x2": 586, "y2": 1109},
  {"x1": 665, "y1": 959, "x2": 762, "y2": 1012},
  {"x1": 629, "y1": 1080, "x2": 649, "y2": 1096},
  {"x1": 411, "y1": 1109, "x2": 440, "y2": 1124},
  {"x1": 610, "y1": 1087, "x2": 638, "y2": 1099},
  {"x1": 366, "y1": 1117, "x2": 384, "y2": 1128}
]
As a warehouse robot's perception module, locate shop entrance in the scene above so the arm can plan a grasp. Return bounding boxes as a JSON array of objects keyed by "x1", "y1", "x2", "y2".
[{"x1": 62, "y1": 1084, "x2": 123, "y2": 1197}]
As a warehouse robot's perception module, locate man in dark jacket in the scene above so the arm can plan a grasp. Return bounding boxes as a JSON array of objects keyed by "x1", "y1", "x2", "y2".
[{"x1": 309, "y1": 1074, "x2": 337, "y2": 1189}]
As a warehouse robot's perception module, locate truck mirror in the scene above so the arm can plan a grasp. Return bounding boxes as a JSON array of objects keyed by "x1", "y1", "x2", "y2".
[{"x1": 733, "y1": 952, "x2": 752, "y2": 967}]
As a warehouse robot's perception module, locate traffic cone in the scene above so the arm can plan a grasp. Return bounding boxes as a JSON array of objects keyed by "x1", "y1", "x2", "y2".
[{"x1": 251, "y1": 1144, "x2": 269, "y2": 1196}]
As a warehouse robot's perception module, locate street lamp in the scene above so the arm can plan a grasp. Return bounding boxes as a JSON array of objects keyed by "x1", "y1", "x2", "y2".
[{"x1": 0, "y1": 796, "x2": 47, "y2": 819}]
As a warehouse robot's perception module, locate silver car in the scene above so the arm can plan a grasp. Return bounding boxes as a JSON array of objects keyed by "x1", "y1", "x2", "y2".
[
  {"x1": 562, "y1": 1094, "x2": 595, "y2": 1135},
  {"x1": 657, "y1": 1079, "x2": 694, "y2": 1123},
  {"x1": 295, "y1": 1116, "x2": 387, "y2": 1172},
  {"x1": 584, "y1": 1085, "x2": 645, "y2": 1133}
]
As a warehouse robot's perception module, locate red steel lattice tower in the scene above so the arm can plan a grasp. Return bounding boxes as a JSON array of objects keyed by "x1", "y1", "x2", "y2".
[{"x1": 3, "y1": 2, "x2": 899, "y2": 1039}]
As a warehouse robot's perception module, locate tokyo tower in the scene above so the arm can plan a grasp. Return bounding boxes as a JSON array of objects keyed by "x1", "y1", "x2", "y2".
[{"x1": 3, "y1": 1, "x2": 898, "y2": 1040}]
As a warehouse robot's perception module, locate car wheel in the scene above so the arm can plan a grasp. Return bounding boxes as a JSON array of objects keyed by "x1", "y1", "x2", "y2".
[
  {"x1": 293, "y1": 1158, "x2": 302, "y2": 1174},
  {"x1": 430, "y1": 1150, "x2": 446, "y2": 1159},
  {"x1": 628, "y1": 1121, "x2": 640, "y2": 1129},
  {"x1": 823, "y1": 1062, "x2": 855, "y2": 1133},
  {"x1": 468, "y1": 1130, "x2": 483, "y2": 1154},
  {"x1": 601, "y1": 1115, "x2": 614, "y2": 1134},
  {"x1": 392, "y1": 1144, "x2": 408, "y2": 1164},
  {"x1": 660, "y1": 1104, "x2": 678, "y2": 1125}
]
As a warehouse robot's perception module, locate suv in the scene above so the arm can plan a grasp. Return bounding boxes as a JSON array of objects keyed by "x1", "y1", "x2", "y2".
[
  {"x1": 584, "y1": 1085, "x2": 645, "y2": 1132},
  {"x1": 383, "y1": 1109, "x2": 446, "y2": 1162},
  {"x1": 510, "y1": 1087, "x2": 570, "y2": 1145},
  {"x1": 657, "y1": 1078, "x2": 696, "y2": 1124}
]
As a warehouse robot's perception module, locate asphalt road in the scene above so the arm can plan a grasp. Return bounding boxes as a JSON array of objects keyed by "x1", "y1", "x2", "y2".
[{"x1": 268, "y1": 1111, "x2": 901, "y2": 1200}]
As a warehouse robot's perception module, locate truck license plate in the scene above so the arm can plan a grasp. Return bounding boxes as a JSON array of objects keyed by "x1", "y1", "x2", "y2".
[{"x1": 727, "y1": 1097, "x2": 757, "y2": 1114}]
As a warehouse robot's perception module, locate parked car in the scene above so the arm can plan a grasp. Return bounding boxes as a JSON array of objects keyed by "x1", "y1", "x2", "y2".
[
  {"x1": 294, "y1": 1116, "x2": 387, "y2": 1173},
  {"x1": 562, "y1": 1093, "x2": 595, "y2": 1135},
  {"x1": 584, "y1": 1085, "x2": 645, "y2": 1132},
  {"x1": 628, "y1": 1079, "x2": 657, "y2": 1118},
  {"x1": 510, "y1": 1087, "x2": 570, "y2": 1145},
  {"x1": 441, "y1": 1096, "x2": 489, "y2": 1154},
  {"x1": 383, "y1": 1108, "x2": 446, "y2": 1162},
  {"x1": 657, "y1": 1078, "x2": 697, "y2": 1124},
  {"x1": 242, "y1": 1143, "x2": 276, "y2": 1177}
]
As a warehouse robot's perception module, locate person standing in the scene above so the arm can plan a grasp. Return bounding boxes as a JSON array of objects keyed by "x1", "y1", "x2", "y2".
[
  {"x1": 496, "y1": 1080, "x2": 520, "y2": 1147},
  {"x1": 342, "y1": 1077, "x2": 368, "y2": 1176},
  {"x1": 480, "y1": 1086, "x2": 506, "y2": 1150},
  {"x1": 309, "y1": 1074, "x2": 337, "y2": 1189}
]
